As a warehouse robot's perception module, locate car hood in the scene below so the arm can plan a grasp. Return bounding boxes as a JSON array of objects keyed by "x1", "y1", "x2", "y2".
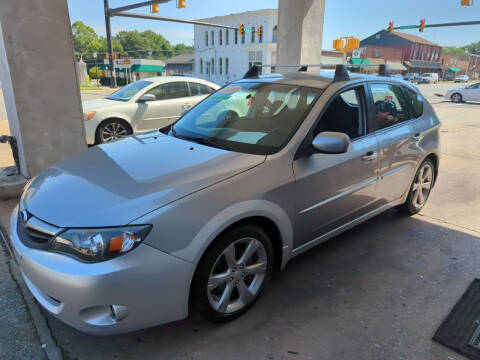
[
  {"x1": 446, "y1": 87, "x2": 464, "y2": 93},
  {"x1": 82, "y1": 98, "x2": 124, "y2": 111},
  {"x1": 21, "y1": 132, "x2": 266, "y2": 227}
]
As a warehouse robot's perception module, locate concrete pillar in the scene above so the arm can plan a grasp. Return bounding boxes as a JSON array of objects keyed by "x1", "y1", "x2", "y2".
[
  {"x1": 0, "y1": 0, "x2": 86, "y2": 178},
  {"x1": 277, "y1": 0, "x2": 326, "y2": 67}
]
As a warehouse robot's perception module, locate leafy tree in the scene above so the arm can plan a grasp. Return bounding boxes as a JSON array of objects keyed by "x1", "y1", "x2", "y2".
[
  {"x1": 72, "y1": 21, "x2": 102, "y2": 57},
  {"x1": 116, "y1": 30, "x2": 174, "y2": 59},
  {"x1": 173, "y1": 43, "x2": 194, "y2": 56},
  {"x1": 464, "y1": 41, "x2": 480, "y2": 55},
  {"x1": 441, "y1": 46, "x2": 466, "y2": 55}
]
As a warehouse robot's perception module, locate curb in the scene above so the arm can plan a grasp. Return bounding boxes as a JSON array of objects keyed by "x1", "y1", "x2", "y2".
[{"x1": 0, "y1": 229, "x2": 62, "y2": 360}]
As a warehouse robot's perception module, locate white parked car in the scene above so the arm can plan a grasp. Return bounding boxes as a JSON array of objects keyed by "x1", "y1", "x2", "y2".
[
  {"x1": 445, "y1": 82, "x2": 480, "y2": 103},
  {"x1": 420, "y1": 73, "x2": 438, "y2": 84},
  {"x1": 455, "y1": 74, "x2": 469, "y2": 83},
  {"x1": 82, "y1": 77, "x2": 220, "y2": 144}
]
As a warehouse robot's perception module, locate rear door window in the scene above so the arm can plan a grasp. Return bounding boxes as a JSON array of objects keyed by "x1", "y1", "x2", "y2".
[
  {"x1": 369, "y1": 83, "x2": 411, "y2": 131},
  {"x1": 404, "y1": 88, "x2": 424, "y2": 118}
]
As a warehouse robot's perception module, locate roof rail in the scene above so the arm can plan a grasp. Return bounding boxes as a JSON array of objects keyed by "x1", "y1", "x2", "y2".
[
  {"x1": 378, "y1": 64, "x2": 391, "y2": 77},
  {"x1": 333, "y1": 64, "x2": 350, "y2": 82},
  {"x1": 298, "y1": 65, "x2": 308, "y2": 72},
  {"x1": 243, "y1": 65, "x2": 259, "y2": 78}
]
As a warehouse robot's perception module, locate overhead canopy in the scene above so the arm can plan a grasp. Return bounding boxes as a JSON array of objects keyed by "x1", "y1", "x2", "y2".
[
  {"x1": 404, "y1": 60, "x2": 442, "y2": 69},
  {"x1": 130, "y1": 64, "x2": 165, "y2": 72},
  {"x1": 349, "y1": 58, "x2": 371, "y2": 66},
  {"x1": 448, "y1": 67, "x2": 461, "y2": 72},
  {"x1": 98, "y1": 64, "x2": 110, "y2": 70}
]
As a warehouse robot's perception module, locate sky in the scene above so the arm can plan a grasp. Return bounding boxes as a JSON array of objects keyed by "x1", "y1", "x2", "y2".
[{"x1": 67, "y1": 0, "x2": 480, "y2": 48}]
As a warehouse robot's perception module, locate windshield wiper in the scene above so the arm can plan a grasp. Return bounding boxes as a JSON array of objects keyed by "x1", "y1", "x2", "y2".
[{"x1": 170, "y1": 128, "x2": 230, "y2": 151}]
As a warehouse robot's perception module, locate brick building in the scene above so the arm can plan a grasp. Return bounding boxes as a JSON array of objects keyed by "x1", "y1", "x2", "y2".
[
  {"x1": 440, "y1": 54, "x2": 480, "y2": 80},
  {"x1": 360, "y1": 30, "x2": 442, "y2": 74}
]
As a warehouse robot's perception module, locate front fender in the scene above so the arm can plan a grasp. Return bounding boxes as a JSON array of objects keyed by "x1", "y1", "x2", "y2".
[{"x1": 171, "y1": 199, "x2": 294, "y2": 269}]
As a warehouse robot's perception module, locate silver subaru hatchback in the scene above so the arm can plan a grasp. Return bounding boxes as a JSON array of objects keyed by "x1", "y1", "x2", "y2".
[{"x1": 10, "y1": 67, "x2": 440, "y2": 334}]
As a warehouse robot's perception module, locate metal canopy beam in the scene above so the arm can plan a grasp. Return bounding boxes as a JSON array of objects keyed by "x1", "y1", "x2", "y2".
[
  {"x1": 113, "y1": 11, "x2": 237, "y2": 29},
  {"x1": 109, "y1": 0, "x2": 168, "y2": 15}
]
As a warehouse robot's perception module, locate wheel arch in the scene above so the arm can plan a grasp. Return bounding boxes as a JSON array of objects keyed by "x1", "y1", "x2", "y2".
[{"x1": 95, "y1": 117, "x2": 133, "y2": 143}]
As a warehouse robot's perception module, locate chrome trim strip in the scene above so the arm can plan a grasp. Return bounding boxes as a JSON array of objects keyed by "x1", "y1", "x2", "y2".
[
  {"x1": 299, "y1": 177, "x2": 378, "y2": 214},
  {"x1": 25, "y1": 216, "x2": 62, "y2": 236},
  {"x1": 293, "y1": 199, "x2": 402, "y2": 255},
  {"x1": 379, "y1": 164, "x2": 411, "y2": 180}
]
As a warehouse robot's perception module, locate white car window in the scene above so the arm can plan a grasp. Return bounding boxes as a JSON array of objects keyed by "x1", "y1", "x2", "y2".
[
  {"x1": 189, "y1": 82, "x2": 215, "y2": 96},
  {"x1": 146, "y1": 82, "x2": 189, "y2": 100}
]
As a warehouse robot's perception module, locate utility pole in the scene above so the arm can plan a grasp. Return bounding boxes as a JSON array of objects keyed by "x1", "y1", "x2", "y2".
[{"x1": 104, "y1": 0, "x2": 116, "y2": 88}]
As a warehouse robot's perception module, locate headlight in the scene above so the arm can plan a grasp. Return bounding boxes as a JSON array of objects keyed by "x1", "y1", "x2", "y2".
[
  {"x1": 84, "y1": 111, "x2": 96, "y2": 121},
  {"x1": 49, "y1": 225, "x2": 152, "y2": 263}
]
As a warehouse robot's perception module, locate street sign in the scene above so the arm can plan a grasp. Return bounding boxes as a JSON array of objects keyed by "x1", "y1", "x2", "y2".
[{"x1": 397, "y1": 25, "x2": 418, "y2": 30}]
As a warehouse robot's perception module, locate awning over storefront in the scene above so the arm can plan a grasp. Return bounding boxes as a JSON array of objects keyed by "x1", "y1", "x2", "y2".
[
  {"x1": 130, "y1": 64, "x2": 165, "y2": 72},
  {"x1": 404, "y1": 60, "x2": 442, "y2": 69},
  {"x1": 98, "y1": 64, "x2": 110, "y2": 70},
  {"x1": 349, "y1": 58, "x2": 371, "y2": 66},
  {"x1": 386, "y1": 61, "x2": 407, "y2": 71},
  {"x1": 448, "y1": 67, "x2": 461, "y2": 72}
]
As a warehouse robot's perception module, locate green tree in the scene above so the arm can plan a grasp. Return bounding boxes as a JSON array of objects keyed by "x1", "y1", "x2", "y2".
[
  {"x1": 464, "y1": 41, "x2": 480, "y2": 55},
  {"x1": 441, "y1": 46, "x2": 466, "y2": 55},
  {"x1": 116, "y1": 30, "x2": 174, "y2": 59},
  {"x1": 173, "y1": 43, "x2": 194, "y2": 56},
  {"x1": 71, "y1": 21, "x2": 102, "y2": 57}
]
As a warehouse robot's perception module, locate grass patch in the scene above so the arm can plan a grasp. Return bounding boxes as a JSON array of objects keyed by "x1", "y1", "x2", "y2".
[{"x1": 80, "y1": 85, "x2": 102, "y2": 91}]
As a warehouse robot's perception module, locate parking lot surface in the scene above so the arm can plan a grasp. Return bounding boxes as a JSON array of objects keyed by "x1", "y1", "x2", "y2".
[{"x1": 0, "y1": 82, "x2": 479, "y2": 359}]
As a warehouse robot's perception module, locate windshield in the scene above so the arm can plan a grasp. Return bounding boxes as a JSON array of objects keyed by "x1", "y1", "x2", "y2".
[
  {"x1": 171, "y1": 82, "x2": 322, "y2": 155},
  {"x1": 107, "y1": 80, "x2": 152, "y2": 102}
]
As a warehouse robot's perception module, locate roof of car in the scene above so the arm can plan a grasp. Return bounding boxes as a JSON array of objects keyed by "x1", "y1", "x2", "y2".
[
  {"x1": 141, "y1": 76, "x2": 219, "y2": 87},
  {"x1": 236, "y1": 71, "x2": 415, "y2": 90}
]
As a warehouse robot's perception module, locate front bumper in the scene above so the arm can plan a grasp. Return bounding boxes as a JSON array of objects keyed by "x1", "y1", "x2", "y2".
[{"x1": 10, "y1": 206, "x2": 194, "y2": 334}]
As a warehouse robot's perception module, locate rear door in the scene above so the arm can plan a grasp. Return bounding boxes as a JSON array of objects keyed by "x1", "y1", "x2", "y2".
[
  {"x1": 187, "y1": 82, "x2": 216, "y2": 109},
  {"x1": 136, "y1": 81, "x2": 190, "y2": 131},
  {"x1": 293, "y1": 84, "x2": 379, "y2": 249},
  {"x1": 368, "y1": 82, "x2": 423, "y2": 204}
]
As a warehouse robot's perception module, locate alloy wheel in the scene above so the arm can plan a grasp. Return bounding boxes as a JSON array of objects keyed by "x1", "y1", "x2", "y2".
[
  {"x1": 451, "y1": 93, "x2": 462, "y2": 103},
  {"x1": 101, "y1": 122, "x2": 129, "y2": 142},
  {"x1": 411, "y1": 162, "x2": 433, "y2": 209},
  {"x1": 207, "y1": 237, "x2": 267, "y2": 314}
]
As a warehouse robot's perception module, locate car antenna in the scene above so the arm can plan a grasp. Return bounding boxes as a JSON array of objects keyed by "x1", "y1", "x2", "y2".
[
  {"x1": 243, "y1": 65, "x2": 259, "y2": 78},
  {"x1": 298, "y1": 65, "x2": 308, "y2": 72},
  {"x1": 333, "y1": 64, "x2": 350, "y2": 82},
  {"x1": 379, "y1": 64, "x2": 391, "y2": 77}
]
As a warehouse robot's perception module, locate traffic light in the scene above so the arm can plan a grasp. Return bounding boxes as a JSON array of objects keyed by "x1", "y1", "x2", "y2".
[
  {"x1": 239, "y1": 24, "x2": 245, "y2": 35},
  {"x1": 257, "y1": 25, "x2": 263, "y2": 38},
  {"x1": 177, "y1": 0, "x2": 186, "y2": 8},
  {"x1": 333, "y1": 38, "x2": 344, "y2": 52},
  {"x1": 151, "y1": 3, "x2": 159, "y2": 13},
  {"x1": 419, "y1": 19, "x2": 425, "y2": 32},
  {"x1": 345, "y1": 37, "x2": 360, "y2": 52},
  {"x1": 461, "y1": 0, "x2": 471, "y2": 5},
  {"x1": 388, "y1": 21, "x2": 394, "y2": 34}
]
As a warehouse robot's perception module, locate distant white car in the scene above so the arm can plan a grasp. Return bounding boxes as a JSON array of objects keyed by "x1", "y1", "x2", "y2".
[
  {"x1": 83, "y1": 76, "x2": 220, "y2": 144},
  {"x1": 420, "y1": 73, "x2": 438, "y2": 84},
  {"x1": 445, "y1": 82, "x2": 480, "y2": 103},
  {"x1": 455, "y1": 74, "x2": 469, "y2": 83}
]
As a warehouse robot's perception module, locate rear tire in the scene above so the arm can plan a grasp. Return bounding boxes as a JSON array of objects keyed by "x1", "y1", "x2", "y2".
[
  {"x1": 398, "y1": 159, "x2": 435, "y2": 215},
  {"x1": 451, "y1": 93, "x2": 462, "y2": 103},
  {"x1": 190, "y1": 224, "x2": 274, "y2": 322}
]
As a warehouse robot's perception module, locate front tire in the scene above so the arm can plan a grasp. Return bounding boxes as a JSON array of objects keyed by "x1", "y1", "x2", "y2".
[
  {"x1": 190, "y1": 224, "x2": 274, "y2": 322},
  {"x1": 451, "y1": 93, "x2": 462, "y2": 103},
  {"x1": 95, "y1": 119, "x2": 132, "y2": 144},
  {"x1": 398, "y1": 159, "x2": 435, "y2": 215}
]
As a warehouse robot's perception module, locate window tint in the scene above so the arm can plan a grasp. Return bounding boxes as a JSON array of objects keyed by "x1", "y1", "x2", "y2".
[
  {"x1": 189, "y1": 82, "x2": 214, "y2": 96},
  {"x1": 146, "y1": 82, "x2": 189, "y2": 100},
  {"x1": 404, "y1": 88, "x2": 423, "y2": 118},
  {"x1": 370, "y1": 83, "x2": 410, "y2": 130},
  {"x1": 314, "y1": 88, "x2": 364, "y2": 139}
]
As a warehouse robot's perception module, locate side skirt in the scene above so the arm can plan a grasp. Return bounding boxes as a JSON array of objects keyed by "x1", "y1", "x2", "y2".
[{"x1": 288, "y1": 199, "x2": 403, "y2": 260}]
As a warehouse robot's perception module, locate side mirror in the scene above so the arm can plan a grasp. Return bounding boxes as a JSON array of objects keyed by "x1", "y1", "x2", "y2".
[
  {"x1": 137, "y1": 94, "x2": 156, "y2": 103},
  {"x1": 312, "y1": 131, "x2": 351, "y2": 154}
]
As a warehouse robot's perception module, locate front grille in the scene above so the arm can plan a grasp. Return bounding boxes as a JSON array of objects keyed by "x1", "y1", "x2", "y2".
[{"x1": 17, "y1": 209, "x2": 62, "y2": 249}]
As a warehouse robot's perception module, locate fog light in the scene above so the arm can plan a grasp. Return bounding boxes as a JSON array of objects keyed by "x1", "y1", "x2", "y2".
[{"x1": 110, "y1": 305, "x2": 129, "y2": 322}]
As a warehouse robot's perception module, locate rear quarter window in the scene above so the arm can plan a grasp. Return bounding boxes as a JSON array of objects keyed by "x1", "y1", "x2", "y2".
[{"x1": 404, "y1": 88, "x2": 424, "y2": 118}]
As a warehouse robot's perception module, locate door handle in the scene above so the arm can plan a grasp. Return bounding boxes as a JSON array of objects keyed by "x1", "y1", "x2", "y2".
[
  {"x1": 413, "y1": 133, "x2": 424, "y2": 142},
  {"x1": 362, "y1": 151, "x2": 377, "y2": 161}
]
